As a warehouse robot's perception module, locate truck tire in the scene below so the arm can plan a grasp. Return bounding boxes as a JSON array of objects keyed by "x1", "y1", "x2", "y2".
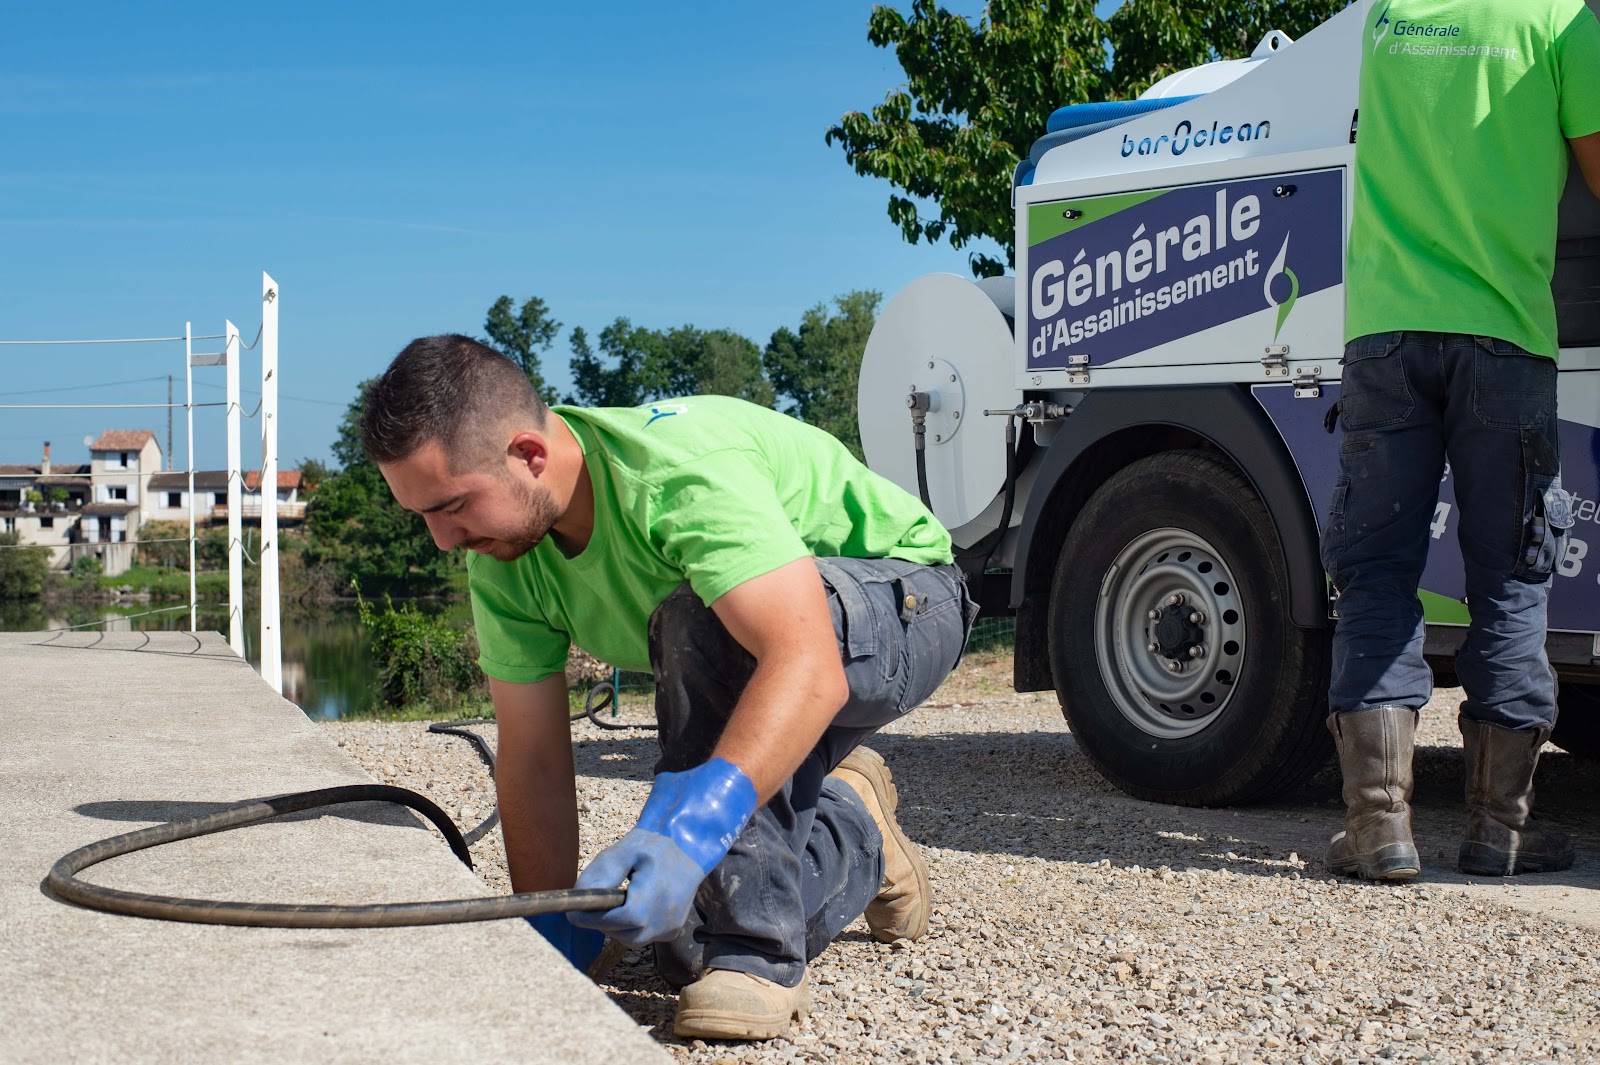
[
  {"x1": 1551, "y1": 683, "x2": 1600, "y2": 759},
  {"x1": 1047, "y1": 449, "x2": 1332, "y2": 805}
]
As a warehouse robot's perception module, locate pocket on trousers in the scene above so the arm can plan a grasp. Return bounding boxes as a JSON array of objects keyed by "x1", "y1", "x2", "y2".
[
  {"x1": 1511, "y1": 430, "x2": 1572, "y2": 584},
  {"x1": 1319, "y1": 477, "x2": 1349, "y2": 576},
  {"x1": 1338, "y1": 334, "x2": 1411, "y2": 431},
  {"x1": 889, "y1": 565, "x2": 968, "y2": 714},
  {"x1": 1473, "y1": 337, "x2": 1555, "y2": 430}
]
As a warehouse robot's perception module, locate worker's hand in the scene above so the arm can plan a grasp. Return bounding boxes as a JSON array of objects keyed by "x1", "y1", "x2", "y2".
[
  {"x1": 524, "y1": 913, "x2": 606, "y2": 972},
  {"x1": 569, "y1": 758, "x2": 757, "y2": 945}
]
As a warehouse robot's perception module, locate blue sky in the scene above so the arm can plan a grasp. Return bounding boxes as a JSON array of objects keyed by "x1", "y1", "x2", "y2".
[{"x1": 0, "y1": 1, "x2": 1114, "y2": 469}]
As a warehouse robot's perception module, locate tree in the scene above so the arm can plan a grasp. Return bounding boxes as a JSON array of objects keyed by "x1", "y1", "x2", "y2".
[
  {"x1": 302, "y1": 379, "x2": 457, "y2": 598},
  {"x1": 765, "y1": 291, "x2": 881, "y2": 459},
  {"x1": 566, "y1": 322, "x2": 650, "y2": 408},
  {"x1": 645, "y1": 326, "x2": 774, "y2": 408},
  {"x1": 827, "y1": 0, "x2": 1346, "y2": 276},
  {"x1": 484, "y1": 295, "x2": 560, "y2": 397},
  {"x1": 565, "y1": 317, "x2": 773, "y2": 409},
  {"x1": 0, "y1": 532, "x2": 49, "y2": 600}
]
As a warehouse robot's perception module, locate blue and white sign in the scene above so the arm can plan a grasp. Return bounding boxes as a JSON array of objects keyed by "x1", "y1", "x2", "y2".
[{"x1": 1026, "y1": 169, "x2": 1345, "y2": 371}]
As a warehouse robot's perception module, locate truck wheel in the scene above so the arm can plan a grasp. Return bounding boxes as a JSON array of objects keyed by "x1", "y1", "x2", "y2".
[
  {"x1": 1551, "y1": 683, "x2": 1600, "y2": 758},
  {"x1": 1048, "y1": 449, "x2": 1332, "y2": 806}
]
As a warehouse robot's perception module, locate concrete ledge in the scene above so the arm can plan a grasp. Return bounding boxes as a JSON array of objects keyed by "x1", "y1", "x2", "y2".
[{"x1": 0, "y1": 631, "x2": 668, "y2": 1065}]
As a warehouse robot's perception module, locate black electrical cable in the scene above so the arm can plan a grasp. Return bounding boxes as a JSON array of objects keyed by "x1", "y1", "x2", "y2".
[{"x1": 44, "y1": 784, "x2": 624, "y2": 928}]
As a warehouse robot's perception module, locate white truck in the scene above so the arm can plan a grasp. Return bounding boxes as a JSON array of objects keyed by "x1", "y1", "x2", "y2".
[{"x1": 858, "y1": 0, "x2": 1600, "y2": 805}]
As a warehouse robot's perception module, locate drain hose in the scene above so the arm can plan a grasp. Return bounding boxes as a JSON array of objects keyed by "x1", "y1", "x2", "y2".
[{"x1": 45, "y1": 784, "x2": 624, "y2": 928}]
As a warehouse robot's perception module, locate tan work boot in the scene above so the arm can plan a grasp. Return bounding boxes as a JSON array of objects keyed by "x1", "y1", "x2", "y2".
[
  {"x1": 830, "y1": 745, "x2": 931, "y2": 942},
  {"x1": 1327, "y1": 706, "x2": 1421, "y2": 880},
  {"x1": 674, "y1": 969, "x2": 810, "y2": 1041},
  {"x1": 1458, "y1": 717, "x2": 1574, "y2": 876}
]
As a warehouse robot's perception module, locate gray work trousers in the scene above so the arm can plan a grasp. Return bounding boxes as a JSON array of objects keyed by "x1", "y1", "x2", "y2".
[{"x1": 647, "y1": 556, "x2": 976, "y2": 988}]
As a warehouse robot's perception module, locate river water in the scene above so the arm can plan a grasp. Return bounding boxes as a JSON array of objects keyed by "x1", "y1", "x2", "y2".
[{"x1": 0, "y1": 599, "x2": 461, "y2": 719}]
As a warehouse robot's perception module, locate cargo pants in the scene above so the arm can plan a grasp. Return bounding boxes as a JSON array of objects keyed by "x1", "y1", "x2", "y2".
[
  {"x1": 1321, "y1": 331, "x2": 1572, "y2": 730},
  {"x1": 645, "y1": 556, "x2": 976, "y2": 989}
]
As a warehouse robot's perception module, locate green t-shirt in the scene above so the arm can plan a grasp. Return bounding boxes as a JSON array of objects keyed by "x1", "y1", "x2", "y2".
[
  {"x1": 469, "y1": 396, "x2": 954, "y2": 684},
  {"x1": 1346, "y1": 0, "x2": 1600, "y2": 356}
]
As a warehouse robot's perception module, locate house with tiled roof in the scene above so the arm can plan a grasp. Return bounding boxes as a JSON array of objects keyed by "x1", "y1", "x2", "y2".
[
  {"x1": 5, "y1": 432, "x2": 304, "y2": 575},
  {"x1": 145, "y1": 468, "x2": 304, "y2": 525},
  {"x1": 0, "y1": 442, "x2": 93, "y2": 570}
]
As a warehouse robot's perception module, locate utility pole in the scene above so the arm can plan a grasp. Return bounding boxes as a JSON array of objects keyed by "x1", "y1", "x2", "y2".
[{"x1": 166, "y1": 375, "x2": 173, "y2": 470}]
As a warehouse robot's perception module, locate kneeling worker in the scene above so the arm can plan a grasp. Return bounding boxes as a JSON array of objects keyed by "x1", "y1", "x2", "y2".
[{"x1": 362, "y1": 335, "x2": 974, "y2": 1040}]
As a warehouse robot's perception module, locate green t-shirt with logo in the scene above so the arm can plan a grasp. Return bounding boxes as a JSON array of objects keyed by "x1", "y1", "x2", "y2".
[
  {"x1": 1346, "y1": 0, "x2": 1600, "y2": 357},
  {"x1": 469, "y1": 396, "x2": 953, "y2": 684}
]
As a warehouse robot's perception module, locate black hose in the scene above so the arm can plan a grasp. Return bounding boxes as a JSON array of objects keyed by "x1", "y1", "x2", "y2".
[
  {"x1": 915, "y1": 439, "x2": 932, "y2": 510},
  {"x1": 426, "y1": 719, "x2": 502, "y2": 845},
  {"x1": 578, "y1": 680, "x2": 657, "y2": 731},
  {"x1": 44, "y1": 784, "x2": 625, "y2": 928}
]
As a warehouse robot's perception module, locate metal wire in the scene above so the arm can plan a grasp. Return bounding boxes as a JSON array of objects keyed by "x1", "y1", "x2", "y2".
[
  {"x1": 0, "y1": 536, "x2": 206, "y2": 551},
  {"x1": 234, "y1": 323, "x2": 263, "y2": 351},
  {"x1": 0, "y1": 335, "x2": 225, "y2": 346},
  {"x1": 31, "y1": 605, "x2": 189, "y2": 633},
  {"x1": 0, "y1": 402, "x2": 227, "y2": 410},
  {"x1": 0, "y1": 376, "x2": 169, "y2": 399}
]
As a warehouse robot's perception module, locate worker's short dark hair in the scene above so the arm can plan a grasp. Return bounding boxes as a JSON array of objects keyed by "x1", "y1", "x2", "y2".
[{"x1": 360, "y1": 334, "x2": 548, "y2": 471}]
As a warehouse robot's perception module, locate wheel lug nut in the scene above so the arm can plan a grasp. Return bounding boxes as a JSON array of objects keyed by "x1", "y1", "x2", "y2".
[
  {"x1": 1188, "y1": 644, "x2": 1206, "y2": 659},
  {"x1": 1147, "y1": 609, "x2": 1161, "y2": 621},
  {"x1": 1189, "y1": 611, "x2": 1205, "y2": 625},
  {"x1": 1147, "y1": 642, "x2": 1159, "y2": 654},
  {"x1": 1167, "y1": 661, "x2": 1183, "y2": 673},
  {"x1": 1166, "y1": 593, "x2": 1185, "y2": 607}
]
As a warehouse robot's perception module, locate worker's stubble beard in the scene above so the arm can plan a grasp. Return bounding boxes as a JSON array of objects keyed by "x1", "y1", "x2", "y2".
[{"x1": 499, "y1": 474, "x2": 560, "y2": 561}]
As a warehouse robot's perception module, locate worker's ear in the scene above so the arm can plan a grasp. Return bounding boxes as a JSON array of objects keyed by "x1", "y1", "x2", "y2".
[{"x1": 508, "y1": 431, "x2": 550, "y2": 478}]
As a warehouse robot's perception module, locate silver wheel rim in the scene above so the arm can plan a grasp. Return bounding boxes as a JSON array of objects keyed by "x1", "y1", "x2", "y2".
[{"x1": 1092, "y1": 528, "x2": 1247, "y2": 740}]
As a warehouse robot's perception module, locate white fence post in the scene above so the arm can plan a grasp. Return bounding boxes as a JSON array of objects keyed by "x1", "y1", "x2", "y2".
[
  {"x1": 184, "y1": 322, "x2": 198, "y2": 632},
  {"x1": 259, "y1": 273, "x2": 282, "y2": 693},
  {"x1": 226, "y1": 320, "x2": 243, "y2": 658}
]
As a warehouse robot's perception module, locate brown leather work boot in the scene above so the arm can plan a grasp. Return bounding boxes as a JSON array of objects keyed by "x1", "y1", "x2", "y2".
[
  {"x1": 829, "y1": 745, "x2": 931, "y2": 942},
  {"x1": 1458, "y1": 717, "x2": 1574, "y2": 876},
  {"x1": 1327, "y1": 706, "x2": 1421, "y2": 880},
  {"x1": 674, "y1": 969, "x2": 810, "y2": 1041}
]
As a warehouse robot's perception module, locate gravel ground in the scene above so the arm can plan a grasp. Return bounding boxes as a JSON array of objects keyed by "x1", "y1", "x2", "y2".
[{"x1": 323, "y1": 653, "x2": 1600, "y2": 1063}]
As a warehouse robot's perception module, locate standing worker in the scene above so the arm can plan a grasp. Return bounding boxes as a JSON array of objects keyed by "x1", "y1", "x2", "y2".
[
  {"x1": 361, "y1": 335, "x2": 974, "y2": 1040},
  {"x1": 1323, "y1": 0, "x2": 1600, "y2": 880}
]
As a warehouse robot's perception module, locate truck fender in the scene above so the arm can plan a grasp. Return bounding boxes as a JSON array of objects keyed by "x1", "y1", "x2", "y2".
[{"x1": 1009, "y1": 384, "x2": 1328, "y2": 691}]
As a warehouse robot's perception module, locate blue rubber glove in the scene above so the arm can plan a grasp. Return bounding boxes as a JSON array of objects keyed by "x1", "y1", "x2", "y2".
[
  {"x1": 569, "y1": 757, "x2": 758, "y2": 946},
  {"x1": 525, "y1": 912, "x2": 607, "y2": 973}
]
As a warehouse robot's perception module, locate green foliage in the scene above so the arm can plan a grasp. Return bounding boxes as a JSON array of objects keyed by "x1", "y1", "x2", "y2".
[
  {"x1": 70, "y1": 553, "x2": 102, "y2": 582},
  {"x1": 0, "y1": 532, "x2": 49, "y2": 600},
  {"x1": 355, "y1": 586, "x2": 483, "y2": 711},
  {"x1": 485, "y1": 294, "x2": 560, "y2": 397},
  {"x1": 565, "y1": 318, "x2": 774, "y2": 408},
  {"x1": 303, "y1": 380, "x2": 457, "y2": 598},
  {"x1": 98, "y1": 564, "x2": 231, "y2": 600},
  {"x1": 138, "y1": 519, "x2": 190, "y2": 568},
  {"x1": 568, "y1": 325, "x2": 647, "y2": 408},
  {"x1": 48, "y1": 488, "x2": 69, "y2": 505},
  {"x1": 764, "y1": 290, "x2": 880, "y2": 459},
  {"x1": 827, "y1": 0, "x2": 1346, "y2": 275}
]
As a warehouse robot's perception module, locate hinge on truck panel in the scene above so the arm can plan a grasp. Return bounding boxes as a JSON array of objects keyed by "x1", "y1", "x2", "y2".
[
  {"x1": 1293, "y1": 365, "x2": 1323, "y2": 399},
  {"x1": 1066, "y1": 352, "x2": 1090, "y2": 385},
  {"x1": 1261, "y1": 345, "x2": 1289, "y2": 378}
]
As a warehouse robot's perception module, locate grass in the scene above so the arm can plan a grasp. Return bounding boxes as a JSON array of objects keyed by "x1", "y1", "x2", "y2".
[{"x1": 96, "y1": 565, "x2": 231, "y2": 599}]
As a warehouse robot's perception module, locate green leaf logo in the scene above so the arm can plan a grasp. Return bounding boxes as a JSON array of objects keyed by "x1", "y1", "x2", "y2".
[{"x1": 1263, "y1": 234, "x2": 1299, "y2": 342}]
